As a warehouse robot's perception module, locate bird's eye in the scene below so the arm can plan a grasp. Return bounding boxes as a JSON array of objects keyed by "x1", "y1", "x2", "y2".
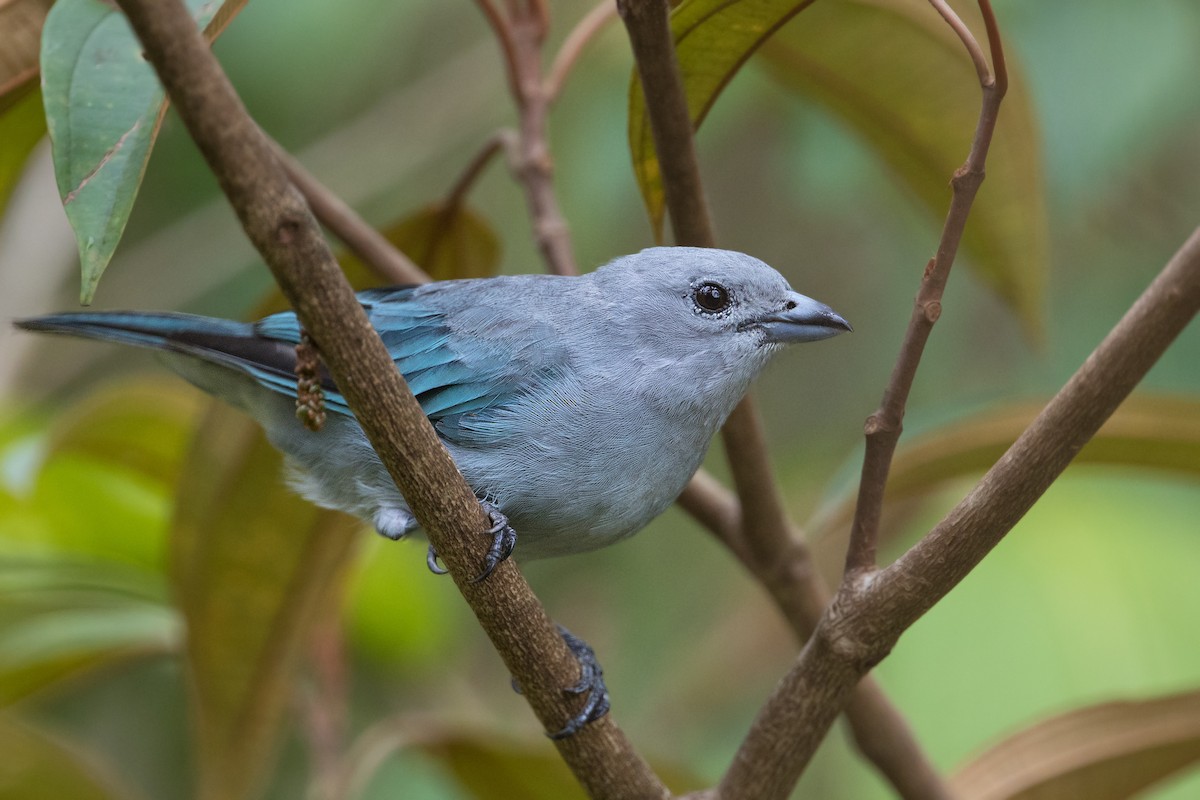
[{"x1": 692, "y1": 282, "x2": 731, "y2": 314}]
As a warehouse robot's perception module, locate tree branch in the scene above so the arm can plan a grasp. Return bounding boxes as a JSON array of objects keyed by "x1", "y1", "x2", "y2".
[
  {"x1": 618, "y1": 1, "x2": 951, "y2": 797},
  {"x1": 844, "y1": 0, "x2": 1006, "y2": 577},
  {"x1": 719, "y1": 226, "x2": 1200, "y2": 799},
  {"x1": 113, "y1": 1, "x2": 666, "y2": 797},
  {"x1": 545, "y1": 0, "x2": 619, "y2": 105}
]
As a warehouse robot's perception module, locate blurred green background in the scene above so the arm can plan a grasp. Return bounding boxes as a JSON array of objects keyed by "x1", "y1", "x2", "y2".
[{"x1": 1, "y1": 0, "x2": 1199, "y2": 798}]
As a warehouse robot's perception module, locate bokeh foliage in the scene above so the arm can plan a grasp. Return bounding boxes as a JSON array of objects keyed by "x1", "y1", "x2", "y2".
[{"x1": 1, "y1": 0, "x2": 1198, "y2": 798}]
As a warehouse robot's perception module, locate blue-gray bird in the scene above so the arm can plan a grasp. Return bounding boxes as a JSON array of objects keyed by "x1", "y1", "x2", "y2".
[
  {"x1": 20, "y1": 247, "x2": 849, "y2": 563},
  {"x1": 18, "y1": 246, "x2": 849, "y2": 735}
]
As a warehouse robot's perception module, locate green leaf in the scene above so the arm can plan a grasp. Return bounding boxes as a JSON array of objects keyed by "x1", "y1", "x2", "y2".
[
  {"x1": 0, "y1": 715, "x2": 131, "y2": 800},
  {"x1": 0, "y1": 556, "x2": 174, "y2": 705},
  {"x1": 950, "y1": 689, "x2": 1200, "y2": 799},
  {"x1": 808, "y1": 394, "x2": 1200, "y2": 546},
  {"x1": 40, "y1": 0, "x2": 246, "y2": 305},
  {"x1": 628, "y1": 0, "x2": 818, "y2": 241},
  {"x1": 627, "y1": 0, "x2": 1047, "y2": 333},
  {"x1": 0, "y1": 85, "x2": 47, "y2": 223},
  {"x1": 759, "y1": 0, "x2": 1046, "y2": 334},
  {"x1": 170, "y1": 402, "x2": 361, "y2": 800}
]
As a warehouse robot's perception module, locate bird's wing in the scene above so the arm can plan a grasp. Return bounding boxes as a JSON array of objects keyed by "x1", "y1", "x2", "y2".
[{"x1": 250, "y1": 285, "x2": 570, "y2": 426}]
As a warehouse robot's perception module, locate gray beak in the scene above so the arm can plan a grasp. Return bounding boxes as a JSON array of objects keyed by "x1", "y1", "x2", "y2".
[{"x1": 753, "y1": 291, "x2": 852, "y2": 344}]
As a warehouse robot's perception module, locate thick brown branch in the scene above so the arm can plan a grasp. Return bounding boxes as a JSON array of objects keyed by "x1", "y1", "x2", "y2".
[
  {"x1": 844, "y1": 0, "x2": 1007, "y2": 576},
  {"x1": 113, "y1": 1, "x2": 665, "y2": 797},
  {"x1": 721, "y1": 227, "x2": 1200, "y2": 800}
]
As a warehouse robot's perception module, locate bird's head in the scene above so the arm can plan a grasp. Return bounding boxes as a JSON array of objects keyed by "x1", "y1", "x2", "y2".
[{"x1": 594, "y1": 246, "x2": 850, "y2": 350}]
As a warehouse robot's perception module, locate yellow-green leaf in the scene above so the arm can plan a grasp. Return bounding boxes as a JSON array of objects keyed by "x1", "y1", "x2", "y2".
[
  {"x1": 628, "y1": 0, "x2": 818, "y2": 241},
  {"x1": 40, "y1": 0, "x2": 247, "y2": 305},
  {"x1": 0, "y1": 715, "x2": 131, "y2": 800},
  {"x1": 951, "y1": 689, "x2": 1200, "y2": 799},
  {"x1": 170, "y1": 403, "x2": 361, "y2": 800},
  {"x1": 808, "y1": 394, "x2": 1200, "y2": 546}
]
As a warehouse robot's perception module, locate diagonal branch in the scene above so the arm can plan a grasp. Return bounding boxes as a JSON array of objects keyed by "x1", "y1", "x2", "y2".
[
  {"x1": 111, "y1": 1, "x2": 666, "y2": 797},
  {"x1": 719, "y1": 223, "x2": 1200, "y2": 800}
]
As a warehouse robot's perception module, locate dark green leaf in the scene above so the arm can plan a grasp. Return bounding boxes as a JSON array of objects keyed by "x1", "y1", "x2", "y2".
[
  {"x1": 40, "y1": 0, "x2": 246, "y2": 304},
  {"x1": 0, "y1": 85, "x2": 46, "y2": 222}
]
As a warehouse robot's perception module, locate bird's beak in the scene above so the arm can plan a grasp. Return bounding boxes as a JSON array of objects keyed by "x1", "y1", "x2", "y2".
[{"x1": 751, "y1": 291, "x2": 852, "y2": 344}]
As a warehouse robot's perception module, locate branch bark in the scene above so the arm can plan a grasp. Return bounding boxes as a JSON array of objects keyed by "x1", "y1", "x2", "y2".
[
  {"x1": 719, "y1": 226, "x2": 1200, "y2": 799},
  {"x1": 618, "y1": 1, "x2": 951, "y2": 797},
  {"x1": 113, "y1": 1, "x2": 665, "y2": 797}
]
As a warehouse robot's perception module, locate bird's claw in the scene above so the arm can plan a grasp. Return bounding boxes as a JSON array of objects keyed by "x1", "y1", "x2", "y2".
[
  {"x1": 423, "y1": 501, "x2": 517, "y2": 581},
  {"x1": 510, "y1": 625, "x2": 610, "y2": 740}
]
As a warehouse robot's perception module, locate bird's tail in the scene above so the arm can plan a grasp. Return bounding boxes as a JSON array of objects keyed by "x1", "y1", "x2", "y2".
[{"x1": 15, "y1": 311, "x2": 256, "y2": 360}]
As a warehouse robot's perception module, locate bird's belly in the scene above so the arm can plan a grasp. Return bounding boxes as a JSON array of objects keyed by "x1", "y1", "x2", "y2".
[{"x1": 455, "y1": 423, "x2": 709, "y2": 560}]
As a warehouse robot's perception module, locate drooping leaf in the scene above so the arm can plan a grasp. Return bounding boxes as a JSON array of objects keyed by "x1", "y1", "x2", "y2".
[
  {"x1": 950, "y1": 689, "x2": 1200, "y2": 799},
  {"x1": 808, "y1": 395, "x2": 1200, "y2": 546},
  {"x1": 628, "y1": 0, "x2": 818, "y2": 241},
  {"x1": 0, "y1": 715, "x2": 132, "y2": 800},
  {"x1": 170, "y1": 402, "x2": 361, "y2": 800},
  {"x1": 628, "y1": 0, "x2": 1046, "y2": 334},
  {"x1": 40, "y1": 0, "x2": 248, "y2": 305},
  {"x1": 0, "y1": 84, "x2": 46, "y2": 223}
]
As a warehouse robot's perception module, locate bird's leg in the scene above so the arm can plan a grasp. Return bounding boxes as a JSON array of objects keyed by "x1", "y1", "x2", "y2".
[
  {"x1": 512, "y1": 624, "x2": 611, "y2": 739},
  {"x1": 423, "y1": 501, "x2": 517, "y2": 581}
]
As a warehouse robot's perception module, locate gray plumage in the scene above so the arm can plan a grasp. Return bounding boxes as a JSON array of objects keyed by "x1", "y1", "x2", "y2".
[{"x1": 18, "y1": 247, "x2": 850, "y2": 560}]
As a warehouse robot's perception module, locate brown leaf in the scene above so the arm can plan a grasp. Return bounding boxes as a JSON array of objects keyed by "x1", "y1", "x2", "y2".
[
  {"x1": 951, "y1": 689, "x2": 1200, "y2": 799},
  {"x1": 808, "y1": 394, "x2": 1200, "y2": 548}
]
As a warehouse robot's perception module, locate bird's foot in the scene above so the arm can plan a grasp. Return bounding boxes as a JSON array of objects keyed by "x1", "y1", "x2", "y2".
[
  {"x1": 424, "y1": 501, "x2": 517, "y2": 582},
  {"x1": 512, "y1": 625, "x2": 611, "y2": 740}
]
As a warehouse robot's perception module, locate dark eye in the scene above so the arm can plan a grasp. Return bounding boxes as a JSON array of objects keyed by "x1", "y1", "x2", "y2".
[{"x1": 693, "y1": 281, "x2": 731, "y2": 314}]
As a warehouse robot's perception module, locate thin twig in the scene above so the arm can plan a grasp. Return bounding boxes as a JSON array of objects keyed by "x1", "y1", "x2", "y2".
[
  {"x1": 927, "y1": 0, "x2": 991, "y2": 86},
  {"x1": 720, "y1": 223, "x2": 1200, "y2": 800},
  {"x1": 113, "y1": 2, "x2": 667, "y2": 797},
  {"x1": 444, "y1": 130, "x2": 517, "y2": 211},
  {"x1": 474, "y1": 0, "x2": 522, "y2": 102},
  {"x1": 545, "y1": 0, "x2": 619, "y2": 104},
  {"x1": 273, "y1": 144, "x2": 428, "y2": 286},
  {"x1": 843, "y1": 0, "x2": 1008, "y2": 577}
]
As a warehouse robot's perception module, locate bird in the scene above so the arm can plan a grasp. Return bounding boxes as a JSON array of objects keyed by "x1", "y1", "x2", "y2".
[
  {"x1": 19, "y1": 245, "x2": 849, "y2": 561},
  {"x1": 18, "y1": 246, "x2": 850, "y2": 735}
]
